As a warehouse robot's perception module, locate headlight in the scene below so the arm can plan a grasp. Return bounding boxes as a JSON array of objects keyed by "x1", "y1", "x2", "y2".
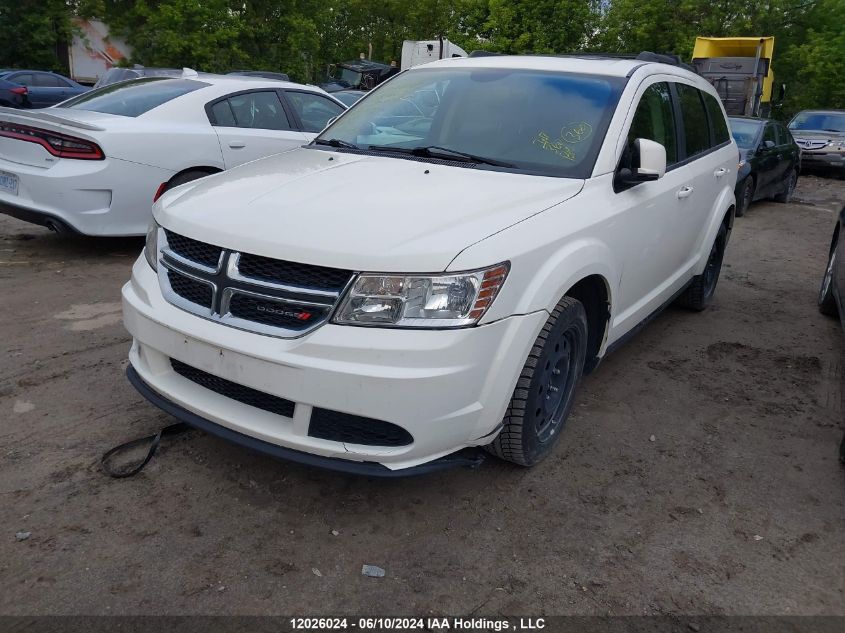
[
  {"x1": 827, "y1": 140, "x2": 844, "y2": 148},
  {"x1": 144, "y1": 221, "x2": 159, "y2": 270},
  {"x1": 333, "y1": 263, "x2": 509, "y2": 328}
]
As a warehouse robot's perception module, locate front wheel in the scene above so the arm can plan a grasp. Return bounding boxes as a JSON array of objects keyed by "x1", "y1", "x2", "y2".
[
  {"x1": 487, "y1": 296, "x2": 588, "y2": 466},
  {"x1": 677, "y1": 222, "x2": 728, "y2": 311},
  {"x1": 818, "y1": 245, "x2": 839, "y2": 317}
]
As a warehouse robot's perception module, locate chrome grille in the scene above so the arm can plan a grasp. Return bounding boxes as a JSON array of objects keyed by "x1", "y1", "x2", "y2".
[
  {"x1": 156, "y1": 229, "x2": 356, "y2": 338},
  {"x1": 795, "y1": 138, "x2": 827, "y2": 151}
]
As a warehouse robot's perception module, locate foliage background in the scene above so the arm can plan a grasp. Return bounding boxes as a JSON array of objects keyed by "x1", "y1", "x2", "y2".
[{"x1": 0, "y1": 0, "x2": 842, "y2": 115}]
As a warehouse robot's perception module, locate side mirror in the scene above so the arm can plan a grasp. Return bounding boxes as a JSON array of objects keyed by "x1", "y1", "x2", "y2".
[
  {"x1": 616, "y1": 138, "x2": 666, "y2": 190},
  {"x1": 763, "y1": 140, "x2": 775, "y2": 149}
]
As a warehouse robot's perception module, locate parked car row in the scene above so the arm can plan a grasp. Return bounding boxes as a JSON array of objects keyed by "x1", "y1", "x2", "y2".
[{"x1": 0, "y1": 72, "x2": 345, "y2": 235}]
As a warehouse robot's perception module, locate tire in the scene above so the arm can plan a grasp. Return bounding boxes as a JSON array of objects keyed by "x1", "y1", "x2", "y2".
[
  {"x1": 840, "y1": 432, "x2": 845, "y2": 465},
  {"x1": 818, "y1": 243, "x2": 839, "y2": 317},
  {"x1": 735, "y1": 177, "x2": 754, "y2": 218},
  {"x1": 487, "y1": 296, "x2": 588, "y2": 466},
  {"x1": 773, "y1": 169, "x2": 797, "y2": 203},
  {"x1": 167, "y1": 169, "x2": 213, "y2": 191},
  {"x1": 677, "y1": 222, "x2": 728, "y2": 311}
]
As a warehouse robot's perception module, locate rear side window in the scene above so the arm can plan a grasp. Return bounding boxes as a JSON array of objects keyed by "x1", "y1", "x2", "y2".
[
  {"x1": 209, "y1": 91, "x2": 291, "y2": 130},
  {"x1": 10, "y1": 73, "x2": 34, "y2": 86},
  {"x1": 676, "y1": 83, "x2": 710, "y2": 158},
  {"x1": 702, "y1": 92, "x2": 730, "y2": 145},
  {"x1": 33, "y1": 73, "x2": 65, "y2": 88},
  {"x1": 61, "y1": 78, "x2": 208, "y2": 117},
  {"x1": 286, "y1": 91, "x2": 344, "y2": 132},
  {"x1": 627, "y1": 82, "x2": 678, "y2": 164}
]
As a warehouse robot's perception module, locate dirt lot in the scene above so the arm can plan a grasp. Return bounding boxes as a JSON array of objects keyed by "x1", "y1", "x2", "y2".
[{"x1": 1, "y1": 176, "x2": 843, "y2": 617}]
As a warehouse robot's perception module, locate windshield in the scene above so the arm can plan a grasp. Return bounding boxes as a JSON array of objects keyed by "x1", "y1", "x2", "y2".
[
  {"x1": 317, "y1": 67, "x2": 624, "y2": 178},
  {"x1": 331, "y1": 67, "x2": 363, "y2": 88},
  {"x1": 61, "y1": 77, "x2": 208, "y2": 117},
  {"x1": 729, "y1": 119, "x2": 763, "y2": 149},
  {"x1": 788, "y1": 111, "x2": 845, "y2": 133}
]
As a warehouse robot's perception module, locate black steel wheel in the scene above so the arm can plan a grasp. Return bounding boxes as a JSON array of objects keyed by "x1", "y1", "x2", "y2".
[
  {"x1": 677, "y1": 222, "x2": 728, "y2": 311},
  {"x1": 487, "y1": 296, "x2": 588, "y2": 466}
]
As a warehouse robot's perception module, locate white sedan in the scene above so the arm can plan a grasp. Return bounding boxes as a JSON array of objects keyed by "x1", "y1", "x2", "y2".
[{"x1": 0, "y1": 72, "x2": 346, "y2": 236}]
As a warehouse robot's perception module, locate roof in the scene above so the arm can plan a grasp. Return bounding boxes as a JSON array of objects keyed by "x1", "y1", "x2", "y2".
[{"x1": 428, "y1": 54, "x2": 688, "y2": 78}]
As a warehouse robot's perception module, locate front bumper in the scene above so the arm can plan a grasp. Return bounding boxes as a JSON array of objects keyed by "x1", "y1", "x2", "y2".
[
  {"x1": 123, "y1": 257, "x2": 547, "y2": 471},
  {"x1": 800, "y1": 151, "x2": 845, "y2": 169}
]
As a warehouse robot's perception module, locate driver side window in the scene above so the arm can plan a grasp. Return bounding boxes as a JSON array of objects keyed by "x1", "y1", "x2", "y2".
[
  {"x1": 627, "y1": 82, "x2": 678, "y2": 165},
  {"x1": 762, "y1": 124, "x2": 777, "y2": 147}
]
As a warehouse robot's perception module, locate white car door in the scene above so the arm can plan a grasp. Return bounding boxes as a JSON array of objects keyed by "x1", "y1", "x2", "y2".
[
  {"x1": 671, "y1": 83, "x2": 734, "y2": 267},
  {"x1": 608, "y1": 80, "x2": 690, "y2": 330},
  {"x1": 209, "y1": 90, "x2": 307, "y2": 168}
]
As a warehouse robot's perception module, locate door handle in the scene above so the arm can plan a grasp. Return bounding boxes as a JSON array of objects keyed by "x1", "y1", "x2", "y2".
[
  {"x1": 228, "y1": 141, "x2": 246, "y2": 149},
  {"x1": 714, "y1": 168, "x2": 729, "y2": 178},
  {"x1": 676, "y1": 186, "x2": 694, "y2": 199}
]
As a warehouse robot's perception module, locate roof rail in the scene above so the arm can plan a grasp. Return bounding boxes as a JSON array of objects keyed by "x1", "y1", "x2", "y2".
[
  {"x1": 467, "y1": 49, "x2": 695, "y2": 72},
  {"x1": 634, "y1": 52, "x2": 695, "y2": 72}
]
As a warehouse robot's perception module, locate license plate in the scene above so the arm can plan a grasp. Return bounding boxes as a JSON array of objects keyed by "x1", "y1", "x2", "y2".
[{"x1": 0, "y1": 170, "x2": 18, "y2": 196}]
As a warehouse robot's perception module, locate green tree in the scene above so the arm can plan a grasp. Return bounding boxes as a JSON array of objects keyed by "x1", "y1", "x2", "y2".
[{"x1": 0, "y1": 0, "x2": 77, "y2": 72}]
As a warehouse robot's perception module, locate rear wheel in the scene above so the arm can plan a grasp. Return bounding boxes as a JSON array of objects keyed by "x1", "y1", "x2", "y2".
[
  {"x1": 773, "y1": 169, "x2": 797, "y2": 203},
  {"x1": 677, "y1": 222, "x2": 728, "y2": 311},
  {"x1": 487, "y1": 296, "x2": 587, "y2": 466},
  {"x1": 735, "y1": 177, "x2": 754, "y2": 217},
  {"x1": 818, "y1": 244, "x2": 839, "y2": 317}
]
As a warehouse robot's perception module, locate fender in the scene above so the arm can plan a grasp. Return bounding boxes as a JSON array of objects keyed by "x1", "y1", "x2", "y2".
[{"x1": 693, "y1": 184, "x2": 735, "y2": 276}]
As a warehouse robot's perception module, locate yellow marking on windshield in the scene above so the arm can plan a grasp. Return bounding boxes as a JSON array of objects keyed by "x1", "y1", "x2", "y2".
[
  {"x1": 533, "y1": 131, "x2": 577, "y2": 161},
  {"x1": 562, "y1": 122, "x2": 593, "y2": 143}
]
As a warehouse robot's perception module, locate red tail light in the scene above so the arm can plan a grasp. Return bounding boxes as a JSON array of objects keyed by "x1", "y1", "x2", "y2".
[
  {"x1": 153, "y1": 182, "x2": 168, "y2": 203},
  {"x1": 0, "y1": 120, "x2": 104, "y2": 160},
  {"x1": 9, "y1": 87, "x2": 27, "y2": 95}
]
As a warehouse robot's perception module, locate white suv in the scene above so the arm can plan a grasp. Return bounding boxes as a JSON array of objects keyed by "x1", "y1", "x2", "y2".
[{"x1": 122, "y1": 54, "x2": 737, "y2": 475}]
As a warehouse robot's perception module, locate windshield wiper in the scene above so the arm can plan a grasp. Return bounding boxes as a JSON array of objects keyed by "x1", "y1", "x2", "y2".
[
  {"x1": 366, "y1": 144, "x2": 513, "y2": 168},
  {"x1": 313, "y1": 138, "x2": 359, "y2": 149}
]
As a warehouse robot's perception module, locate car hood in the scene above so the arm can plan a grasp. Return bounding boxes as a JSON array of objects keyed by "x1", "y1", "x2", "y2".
[{"x1": 156, "y1": 148, "x2": 584, "y2": 272}]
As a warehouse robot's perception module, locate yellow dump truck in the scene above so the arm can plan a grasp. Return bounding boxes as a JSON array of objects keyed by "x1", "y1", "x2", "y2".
[{"x1": 692, "y1": 37, "x2": 776, "y2": 117}]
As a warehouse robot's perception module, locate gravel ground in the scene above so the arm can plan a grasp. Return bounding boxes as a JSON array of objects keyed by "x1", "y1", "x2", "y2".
[{"x1": 0, "y1": 175, "x2": 843, "y2": 616}]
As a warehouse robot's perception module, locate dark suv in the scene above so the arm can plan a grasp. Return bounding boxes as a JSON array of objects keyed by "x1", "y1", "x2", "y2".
[{"x1": 788, "y1": 110, "x2": 845, "y2": 174}]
